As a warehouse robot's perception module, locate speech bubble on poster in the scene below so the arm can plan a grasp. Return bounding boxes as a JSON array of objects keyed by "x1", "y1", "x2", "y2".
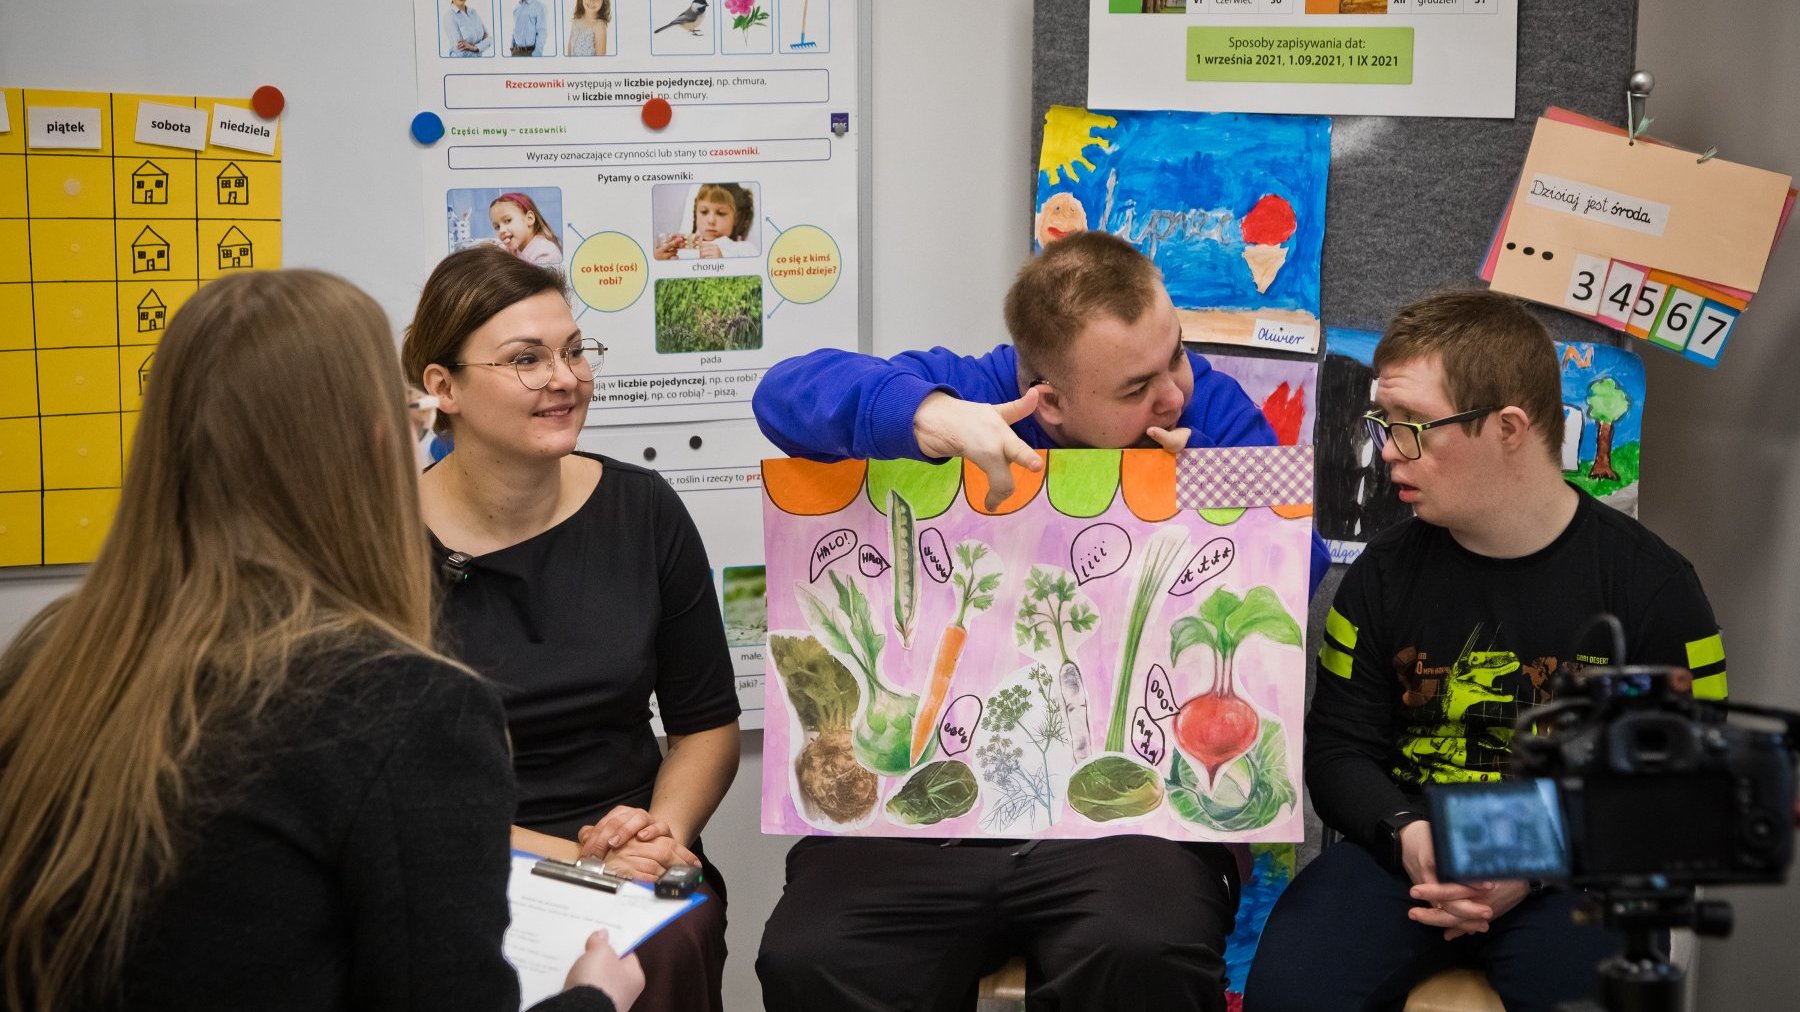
[
  {"x1": 570, "y1": 231, "x2": 648, "y2": 312},
  {"x1": 1071, "y1": 523, "x2": 1131, "y2": 585},
  {"x1": 767, "y1": 224, "x2": 841, "y2": 305},
  {"x1": 809, "y1": 528, "x2": 857, "y2": 582}
]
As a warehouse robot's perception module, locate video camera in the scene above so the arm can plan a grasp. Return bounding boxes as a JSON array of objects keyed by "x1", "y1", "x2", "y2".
[
  {"x1": 1421, "y1": 617, "x2": 1799, "y2": 1011},
  {"x1": 1429, "y1": 662, "x2": 1799, "y2": 890}
]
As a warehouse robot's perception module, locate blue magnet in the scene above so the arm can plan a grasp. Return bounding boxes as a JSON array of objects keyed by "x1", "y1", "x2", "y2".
[{"x1": 411, "y1": 112, "x2": 446, "y2": 145}]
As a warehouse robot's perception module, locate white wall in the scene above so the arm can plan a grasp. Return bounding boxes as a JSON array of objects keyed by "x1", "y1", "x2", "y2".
[
  {"x1": 1634, "y1": 3, "x2": 1800, "y2": 1007},
  {"x1": 3, "y1": 3, "x2": 1794, "y2": 1010}
]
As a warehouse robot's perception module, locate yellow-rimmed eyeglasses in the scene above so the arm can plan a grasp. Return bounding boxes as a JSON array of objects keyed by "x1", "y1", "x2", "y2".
[
  {"x1": 1360, "y1": 406, "x2": 1498, "y2": 460},
  {"x1": 450, "y1": 338, "x2": 606, "y2": 390}
]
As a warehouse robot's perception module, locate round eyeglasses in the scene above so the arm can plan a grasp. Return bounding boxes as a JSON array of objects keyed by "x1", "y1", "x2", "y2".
[
  {"x1": 449, "y1": 338, "x2": 606, "y2": 390},
  {"x1": 1360, "y1": 406, "x2": 1499, "y2": 461}
]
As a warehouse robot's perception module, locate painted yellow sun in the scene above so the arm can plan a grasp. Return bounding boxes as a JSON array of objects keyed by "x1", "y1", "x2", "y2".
[{"x1": 1039, "y1": 106, "x2": 1118, "y2": 186}]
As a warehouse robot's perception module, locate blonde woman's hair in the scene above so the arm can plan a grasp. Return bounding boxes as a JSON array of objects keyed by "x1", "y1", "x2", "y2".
[{"x1": 0, "y1": 270, "x2": 442, "y2": 1011}]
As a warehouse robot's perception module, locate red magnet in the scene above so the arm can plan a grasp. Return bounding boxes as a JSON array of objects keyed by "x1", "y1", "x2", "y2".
[
  {"x1": 641, "y1": 97, "x2": 672, "y2": 130},
  {"x1": 252, "y1": 85, "x2": 285, "y2": 119}
]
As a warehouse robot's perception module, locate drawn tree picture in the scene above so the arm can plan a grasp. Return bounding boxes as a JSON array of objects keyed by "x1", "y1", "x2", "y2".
[{"x1": 1585, "y1": 376, "x2": 1630, "y2": 482}]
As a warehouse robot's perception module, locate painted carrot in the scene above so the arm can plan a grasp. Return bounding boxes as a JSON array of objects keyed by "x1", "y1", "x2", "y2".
[{"x1": 910, "y1": 542, "x2": 1001, "y2": 765}]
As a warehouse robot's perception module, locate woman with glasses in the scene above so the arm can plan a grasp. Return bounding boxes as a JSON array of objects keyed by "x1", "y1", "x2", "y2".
[
  {"x1": 405, "y1": 246, "x2": 740, "y2": 1012},
  {"x1": 0, "y1": 270, "x2": 639, "y2": 1011}
]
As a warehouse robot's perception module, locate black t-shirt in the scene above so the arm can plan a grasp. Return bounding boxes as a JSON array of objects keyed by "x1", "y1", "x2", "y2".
[
  {"x1": 1307, "y1": 486, "x2": 1725, "y2": 858},
  {"x1": 432, "y1": 454, "x2": 740, "y2": 838}
]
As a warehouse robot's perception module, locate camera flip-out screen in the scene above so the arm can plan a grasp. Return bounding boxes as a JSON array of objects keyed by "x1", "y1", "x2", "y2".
[{"x1": 1428, "y1": 779, "x2": 1571, "y2": 883}]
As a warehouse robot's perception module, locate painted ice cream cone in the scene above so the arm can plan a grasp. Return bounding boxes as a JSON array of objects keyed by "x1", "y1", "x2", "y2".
[
  {"x1": 1243, "y1": 244, "x2": 1288, "y2": 293},
  {"x1": 1240, "y1": 193, "x2": 1298, "y2": 294}
]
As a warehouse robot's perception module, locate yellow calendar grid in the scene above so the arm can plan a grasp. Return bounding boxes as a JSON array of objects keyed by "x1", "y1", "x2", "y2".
[{"x1": 0, "y1": 88, "x2": 281, "y2": 566}]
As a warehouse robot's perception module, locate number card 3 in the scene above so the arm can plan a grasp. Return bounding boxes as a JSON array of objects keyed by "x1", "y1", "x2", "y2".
[{"x1": 1562, "y1": 253, "x2": 1609, "y2": 316}]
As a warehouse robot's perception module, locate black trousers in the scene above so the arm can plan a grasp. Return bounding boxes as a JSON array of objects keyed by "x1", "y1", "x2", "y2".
[
  {"x1": 1244, "y1": 840, "x2": 1626, "y2": 1012},
  {"x1": 757, "y1": 834, "x2": 1239, "y2": 1012}
]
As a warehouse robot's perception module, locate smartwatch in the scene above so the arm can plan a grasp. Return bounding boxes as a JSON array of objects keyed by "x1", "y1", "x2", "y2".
[{"x1": 1379, "y1": 810, "x2": 1428, "y2": 869}]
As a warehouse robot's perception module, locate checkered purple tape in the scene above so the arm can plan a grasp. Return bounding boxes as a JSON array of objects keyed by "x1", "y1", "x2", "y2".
[{"x1": 1175, "y1": 445, "x2": 1314, "y2": 509}]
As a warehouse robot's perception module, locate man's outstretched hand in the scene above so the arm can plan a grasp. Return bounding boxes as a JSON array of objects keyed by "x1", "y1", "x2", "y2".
[{"x1": 913, "y1": 389, "x2": 1044, "y2": 511}]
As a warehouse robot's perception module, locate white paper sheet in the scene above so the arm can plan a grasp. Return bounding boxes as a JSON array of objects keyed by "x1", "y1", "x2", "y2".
[{"x1": 503, "y1": 851, "x2": 705, "y2": 1009}]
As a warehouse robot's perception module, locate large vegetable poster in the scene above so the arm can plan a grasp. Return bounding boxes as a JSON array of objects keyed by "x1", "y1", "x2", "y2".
[
  {"x1": 1035, "y1": 107, "x2": 1328, "y2": 353},
  {"x1": 759, "y1": 447, "x2": 1313, "y2": 842}
]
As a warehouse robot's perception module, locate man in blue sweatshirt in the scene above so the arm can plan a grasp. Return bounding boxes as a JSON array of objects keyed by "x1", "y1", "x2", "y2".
[{"x1": 752, "y1": 231, "x2": 1328, "y2": 1012}]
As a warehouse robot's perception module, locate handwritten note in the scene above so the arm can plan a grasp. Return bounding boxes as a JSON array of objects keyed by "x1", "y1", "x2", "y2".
[{"x1": 1525, "y1": 173, "x2": 1669, "y2": 237}]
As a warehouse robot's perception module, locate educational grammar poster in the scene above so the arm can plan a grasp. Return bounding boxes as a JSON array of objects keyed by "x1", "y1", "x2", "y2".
[{"x1": 413, "y1": 0, "x2": 858, "y2": 426}]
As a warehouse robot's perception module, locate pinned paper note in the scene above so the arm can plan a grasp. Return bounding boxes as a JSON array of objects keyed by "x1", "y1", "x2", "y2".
[
  {"x1": 135, "y1": 101, "x2": 208, "y2": 151},
  {"x1": 1485, "y1": 109, "x2": 1793, "y2": 366},
  {"x1": 0, "y1": 94, "x2": 11, "y2": 134},
  {"x1": 27, "y1": 106, "x2": 101, "y2": 149}
]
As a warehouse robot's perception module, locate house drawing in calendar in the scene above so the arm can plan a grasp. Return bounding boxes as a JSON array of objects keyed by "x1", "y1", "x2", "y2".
[{"x1": 0, "y1": 87, "x2": 282, "y2": 567}]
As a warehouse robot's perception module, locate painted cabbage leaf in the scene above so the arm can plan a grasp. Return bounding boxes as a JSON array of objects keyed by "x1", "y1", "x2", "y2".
[
  {"x1": 885, "y1": 760, "x2": 979, "y2": 826},
  {"x1": 1066, "y1": 755, "x2": 1164, "y2": 822},
  {"x1": 1166, "y1": 719, "x2": 1296, "y2": 832}
]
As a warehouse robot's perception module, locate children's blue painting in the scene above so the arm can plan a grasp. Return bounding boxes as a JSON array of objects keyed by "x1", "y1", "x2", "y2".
[
  {"x1": 1035, "y1": 106, "x2": 1329, "y2": 354},
  {"x1": 1224, "y1": 843, "x2": 1296, "y2": 1009},
  {"x1": 1317, "y1": 328, "x2": 1646, "y2": 564}
]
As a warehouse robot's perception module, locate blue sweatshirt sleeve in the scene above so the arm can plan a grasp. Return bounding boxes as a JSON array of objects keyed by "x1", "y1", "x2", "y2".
[{"x1": 752, "y1": 345, "x2": 1021, "y2": 461}]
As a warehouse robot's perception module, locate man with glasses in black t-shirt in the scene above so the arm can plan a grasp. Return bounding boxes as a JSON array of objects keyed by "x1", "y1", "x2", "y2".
[{"x1": 1246, "y1": 291, "x2": 1725, "y2": 1010}]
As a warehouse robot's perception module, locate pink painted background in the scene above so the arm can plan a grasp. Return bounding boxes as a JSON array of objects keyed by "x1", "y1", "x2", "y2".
[{"x1": 760, "y1": 465, "x2": 1312, "y2": 842}]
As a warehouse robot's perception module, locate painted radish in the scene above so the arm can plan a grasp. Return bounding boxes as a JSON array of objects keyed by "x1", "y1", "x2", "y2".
[
  {"x1": 1167, "y1": 585, "x2": 1303, "y2": 786},
  {"x1": 1173, "y1": 690, "x2": 1261, "y2": 785}
]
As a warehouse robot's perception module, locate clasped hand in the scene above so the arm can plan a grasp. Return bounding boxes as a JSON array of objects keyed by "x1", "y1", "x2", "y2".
[
  {"x1": 575, "y1": 805, "x2": 699, "y2": 882},
  {"x1": 1399, "y1": 820, "x2": 1530, "y2": 940}
]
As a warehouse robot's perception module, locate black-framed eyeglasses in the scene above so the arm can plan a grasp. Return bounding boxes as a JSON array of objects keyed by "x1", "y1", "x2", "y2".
[
  {"x1": 449, "y1": 338, "x2": 606, "y2": 390},
  {"x1": 1360, "y1": 406, "x2": 1499, "y2": 461}
]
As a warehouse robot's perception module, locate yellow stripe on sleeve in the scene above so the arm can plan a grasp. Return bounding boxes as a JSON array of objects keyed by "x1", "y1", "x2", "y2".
[
  {"x1": 1691, "y1": 671, "x2": 1728, "y2": 700},
  {"x1": 1685, "y1": 633, "x2": 1725, "y2": 671},
  {"x1": 1325, "y1": 607, "x2": 1358, "y2": 651},
  {"x1": 1320, "y1": 643, "x2": 1353, "y2": 680}
]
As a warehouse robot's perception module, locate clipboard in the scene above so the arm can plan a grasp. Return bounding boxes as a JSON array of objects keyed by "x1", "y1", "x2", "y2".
[{"x1": 503, "y1": 849, "x2": 707, "y2": 1009}]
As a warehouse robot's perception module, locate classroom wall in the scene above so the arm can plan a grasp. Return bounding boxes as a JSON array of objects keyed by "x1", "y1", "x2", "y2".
[
  {"x1": 2, "y1": 3, "x2": 1793, "y2": 1010},
  {"x1": 861, "y1": 4, "x2": 1800, "y2": 1011},
  {"x1": 1634, "y1": 3, "x2": 1800, "y2": 1007}
]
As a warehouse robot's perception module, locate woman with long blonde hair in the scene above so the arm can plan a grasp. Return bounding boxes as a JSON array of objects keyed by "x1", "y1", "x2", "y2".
[{"x1": 0, "y1": 270, "x2": 639, "y2": 1012}]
